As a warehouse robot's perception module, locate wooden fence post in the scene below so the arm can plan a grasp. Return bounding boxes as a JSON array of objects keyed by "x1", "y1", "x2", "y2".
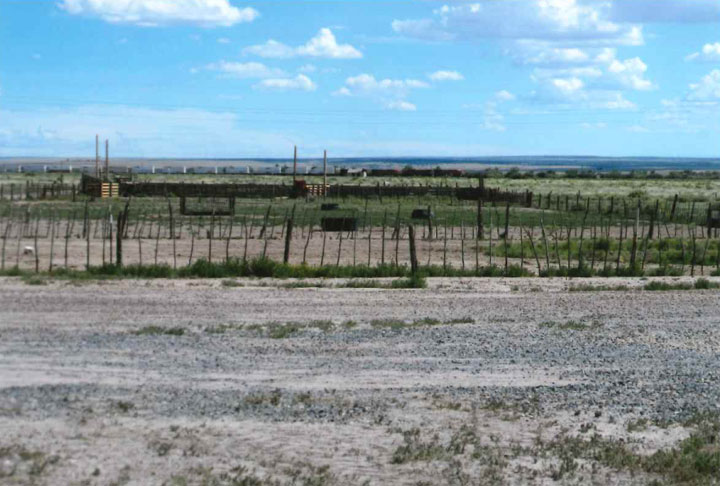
[
  {"x1": 283, "y1": 205, "x2": 295, "y2": 264},
  {"x1": 409, "y1": 225, "x2": 418, "y2": 274}
]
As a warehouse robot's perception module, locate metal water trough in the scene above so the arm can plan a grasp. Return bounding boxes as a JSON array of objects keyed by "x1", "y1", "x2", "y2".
[
  {"x1": 411, "y1": 208, "x2": 434, "y2": 219},
  {"x1": 321, "y1": 217, "x2": 358, "y2": 232},
  {"x1": 321, "y1": 203, "x2": 340, "y2": 211}
]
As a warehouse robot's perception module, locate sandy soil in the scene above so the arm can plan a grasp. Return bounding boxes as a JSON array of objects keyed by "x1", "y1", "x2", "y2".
[{"x1": 1, "y1": 276, "x2": 719, "y2": 485}]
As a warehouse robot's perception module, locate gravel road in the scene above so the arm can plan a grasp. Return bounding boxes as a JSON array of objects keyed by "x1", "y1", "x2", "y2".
[{"x1": 1, "y1": 276, "x2": 719, "y2": 485}]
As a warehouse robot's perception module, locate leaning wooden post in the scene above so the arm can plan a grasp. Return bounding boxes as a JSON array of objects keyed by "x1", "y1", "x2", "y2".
[
  {"x1": 670, "y1": 194, "x2": 678, "y2": 220},
  {"x1": 525, "y1": 228, "x2": 541, "y2": 276},
  {"x1": 283, "y1": 204, "x2": 295, "y2": 264},
  {"x1": 408, "y1": 225, "x2": 418, "y2": 275},
  {"x1": 629, "y1": 204, "x2": 639, "y2": 271},
  {"x1": 320, "y1": 228, "x2": 327, "y2": 266}
]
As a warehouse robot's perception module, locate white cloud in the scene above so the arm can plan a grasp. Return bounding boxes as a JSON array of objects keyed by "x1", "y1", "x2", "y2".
[
  {"x1": 515, "y1": 44, "x2": 616, "y2": 66},
  {"x1": 607, "y1": 57, "x2": 653, "y2": 90},
  {"x1": 685, "y1": 42, "x2": 720, "y2": 63},
  {"x1": 626, "y1": 125, "x2": 650, "y2": 133},
  {"x1": 217, "y1": 37, "x2": 230, "y2": 44},
  {"x1": 298, "y1": 64, "x2": 317, "y2": 73},
  {"x1": 687, "y1": 69, "x2": 720, "y2": 101},
  {"x1": 552, "y1": 77, "x2": 584, "y2": 94},
  {"x1": 335, "y1": 74, "x2": 429, "y2": 98},
  {"x1": 334, "y1": 74, "x2": 429, "y2": 110},
  {"x1": 205, "y1": 61, "x2": 286, "y2": 79},
  {"x1": 428, "y1": 70, "x2": 464, "y2": 82},
  {"x1": 244, "y1": 28, "x2": 361, "y2": 59},
  {"x1": 254, "y1": 74, "x2": 316, "y2": 92},
  {"x1": 58, "y1": 0, "x2": 258, "y2": 27},
  {"x1": 525, "y1": 46, "x2": 652, "y2": 109},
  {"x1": 521, "y1": 46, "x2": 589, "y2": 65},
  {"x1": 386, "y1": 101, "x2": 417, "y2": 111},
  {"x1": 610, "y1": 0, "x2": 720, "y2": 23},
  {"x1": 392, "y1": 0, "x2": 643, "y2": 46}
]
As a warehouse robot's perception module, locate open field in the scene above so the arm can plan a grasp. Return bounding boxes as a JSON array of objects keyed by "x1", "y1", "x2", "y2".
[
  {"x1": 2, "y1": 276, "x2": 720, "y2": 485},
  {"x1": 4, "y1": 171, "x2": 720, "y2": 201}
]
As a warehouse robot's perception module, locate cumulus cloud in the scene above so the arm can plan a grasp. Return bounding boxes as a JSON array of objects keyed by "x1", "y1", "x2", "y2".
[
  {"x1": 687, "y1": 69, "x2": 720, "y2": 101},
  {"x1": 607, "y1": 57, "x2": 653, "y2": 90},
  {"x1": 334, "y1": 74, "x2": 429, "y2": 110},
  {"x1": 428, "y1": 70, "x2": 464, "y2": 82},
  {"x1": 205, "y1": 61, "x2": 286, "y2": 79},
  {"x1": 58, "y1": 0, "x2": 258, "y2": 27},
  {"x1": 392, "y1": 0, "x2": 643, "y2": 46},
  {"x1": 609, "y1": 0, "x2": 720, "y2": 23},
  {"x1": 254, "y1": 74, "x2": 316, "y2": 91},
  {"x1": 335, "y1": 74, "x2": 429, "y2": 98},
  {"x1": 685, "y1": 42, "x2": 720, "y2": 63},
  {"x1": 244, "y1": 28, "x2": 361, "y2": 59},
  {"x1": 524, "y1": 45, "x2": 652, "y2": 109}
]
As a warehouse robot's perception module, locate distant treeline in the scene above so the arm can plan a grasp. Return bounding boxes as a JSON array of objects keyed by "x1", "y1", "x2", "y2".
[
  {"x1": 483, "y1": 168, "x2": 720, "y2": 180},
  {"x1": 366, "y1": 167, "x2": 720, "y2": 180}
]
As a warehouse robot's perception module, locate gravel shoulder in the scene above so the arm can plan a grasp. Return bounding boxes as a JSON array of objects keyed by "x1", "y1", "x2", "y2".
[{"x1": 1, "y1": 276, "x2": 719, "y2": 485}]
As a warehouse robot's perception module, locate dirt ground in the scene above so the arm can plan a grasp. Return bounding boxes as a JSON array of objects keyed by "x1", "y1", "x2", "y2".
[{"x1": 1, "y1": 276, "x2": 720, "y2": 485}]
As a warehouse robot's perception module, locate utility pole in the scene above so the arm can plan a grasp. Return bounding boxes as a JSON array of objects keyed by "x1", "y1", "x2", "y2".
[
  {"x1": 293, "y1": 145, "x2": 297, "y2": 182},
  {"x1": 323, "y1": 149, "x2": 327, "y2": 198},
  {"x1": 95, "y1": 135, "x2": 99, "y2": 178},
  {"x1": 104, "y1": 139, "x2": 109, "y2": 180}
]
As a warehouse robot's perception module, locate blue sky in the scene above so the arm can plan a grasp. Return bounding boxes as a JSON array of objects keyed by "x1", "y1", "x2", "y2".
[{"x1": 0, "y1": 0, "x2": 719, "y2": 158}]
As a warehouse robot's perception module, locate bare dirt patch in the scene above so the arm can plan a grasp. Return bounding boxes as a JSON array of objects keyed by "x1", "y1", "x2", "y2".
[{"x1": 1, "y1": 277, "x2": 719, "y2": 484}]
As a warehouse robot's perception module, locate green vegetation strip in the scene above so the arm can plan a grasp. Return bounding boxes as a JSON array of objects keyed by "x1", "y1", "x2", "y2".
[{"x1": 0, "y1": 257, "x2": 530, "y2": 281}]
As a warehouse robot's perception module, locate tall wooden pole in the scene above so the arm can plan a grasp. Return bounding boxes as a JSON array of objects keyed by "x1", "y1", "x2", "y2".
[
  {"x1": 104, "y1": 139, "x2": 109, "y2": 181},
  {"x1": 323, "y1": 149, "x2": 327, "y2": 197},
  {"x1": 95, "y1": 134, "x2": 99, "y2": 178}
]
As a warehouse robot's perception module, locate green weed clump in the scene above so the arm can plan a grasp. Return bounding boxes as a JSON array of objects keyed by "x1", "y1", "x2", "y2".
[{"x1": 133, "y1": 326, "x2": 185, "y2": 336}]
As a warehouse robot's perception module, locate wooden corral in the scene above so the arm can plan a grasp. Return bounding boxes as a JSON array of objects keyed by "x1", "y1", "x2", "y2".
[{"x1": 79, "y1": 175, "x2": 532, "y2": 206}]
